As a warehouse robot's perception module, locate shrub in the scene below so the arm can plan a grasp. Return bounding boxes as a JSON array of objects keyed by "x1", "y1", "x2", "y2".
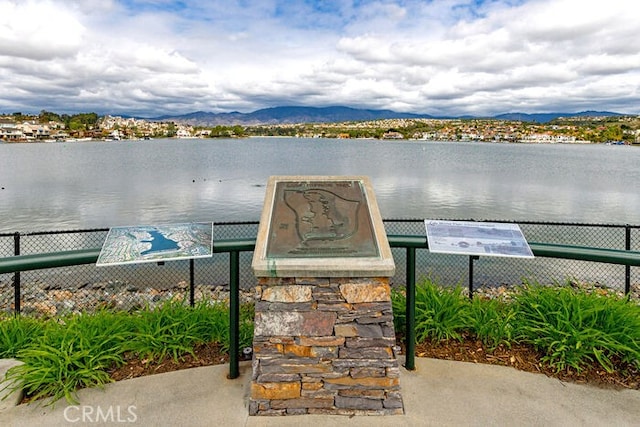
[
  {"x1": 126, "y1": 299, "x2": 203, "y2": 362},
  {"x1": 4, "y1": 310, "x2": 130, "y2": 404},
  {"x1": 512, "y1": 283, "x2": 640, "y2": 373},
  {"x1": 392, "y1": 278, "x2": 640, "y2": 375},
  {"x1": 391, "y1": 287, "x2": 407, "y2": 332},
  {"x1": 469, "y1": 297, "x2": 516, "y2": 350},
  {"x1": 1, "y1": 300, "x2": 255, "y2": 405},
  {"x1": 413, "y1": 278, "x2": 471, "y2": 342},
  {"x1": 0, "y1": 315, "x2": 46, "y2": 358},
  {"x1": 125, "y1": 299, "x2": 254, "y2": 361}
]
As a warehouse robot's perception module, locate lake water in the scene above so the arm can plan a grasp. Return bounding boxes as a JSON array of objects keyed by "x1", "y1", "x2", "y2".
[{"x1": 1, "y1": 137, "x2": 639, "y2": 233}]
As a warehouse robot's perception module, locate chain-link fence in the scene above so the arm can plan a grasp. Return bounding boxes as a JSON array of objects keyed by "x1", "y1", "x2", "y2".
[
  {"x1": 385, "y1": 220, "x2": 640, "y2": 292},
  {"x1": 1, "y1": 220, "x2": 639, "y2": 317}
]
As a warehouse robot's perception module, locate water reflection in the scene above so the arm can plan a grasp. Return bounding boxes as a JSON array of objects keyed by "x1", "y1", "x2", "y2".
[{"x1": 1, "y1": 138, "x2": 639, "y2": 233}]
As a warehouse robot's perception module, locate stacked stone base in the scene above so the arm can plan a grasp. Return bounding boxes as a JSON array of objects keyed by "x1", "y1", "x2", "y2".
[{"x1": 249, "y1": 277, "x2": 403, "y2": 416}]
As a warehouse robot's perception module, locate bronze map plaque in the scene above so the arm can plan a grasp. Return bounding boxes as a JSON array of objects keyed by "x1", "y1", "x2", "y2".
[{"x1": 265, "y1": 180, "x2": 379, "y2": 258}]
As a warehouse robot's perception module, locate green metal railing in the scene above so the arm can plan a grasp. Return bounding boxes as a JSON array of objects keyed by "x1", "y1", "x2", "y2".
[
  {"x1": 1, "y1": 235, "x2": 640, "y2": 377},
  {"x1": 386, "y1": 236, "x2": 640, "y2": 370}
]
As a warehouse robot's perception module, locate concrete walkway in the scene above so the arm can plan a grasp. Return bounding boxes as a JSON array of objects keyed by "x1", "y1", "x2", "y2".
[{"x1": 1, "y1": 357, "x2": 639, "y2": 426}]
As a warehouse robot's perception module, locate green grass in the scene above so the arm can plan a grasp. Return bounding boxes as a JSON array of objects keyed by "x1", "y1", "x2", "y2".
[
  {"x1": 0, "y1": 300, "x2": 254, "y2": 405},
  {"x1": 413, "y1": 278, "x2": 470, "y2": 342},
  {"x1": 512, "y1": 283, "x2": 640, "y2": 373},
  {"x1": 392, "y1": 278, "x2": 640, "y2": 374},
  {"x1": 3, "y1": 310, "x2": 130, "y2": 404},
  {"x1": 469, "y1": 297, "x2": 516, "y2": 350},
  {"x1": 391, "y1": 277, "x2": 472, "y2": 342},
  {"x1": 3, "y1": 280, "x2": 638, "y2": 405},
  {"x1": 0, "y1": 315, "x2": 47, "y2": 359},
  {"x1": 126, "y1": 300, "x2": 204, "y2": 362}
]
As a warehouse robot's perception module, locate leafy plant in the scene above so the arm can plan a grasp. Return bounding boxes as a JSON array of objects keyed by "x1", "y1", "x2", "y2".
[
  {"x1": 0, "y1": 315, "x2": 46, "y2": 358},
  {"x1": 413, "y1": 278, "x2": 471, "y2": 342},
  {"x1": 391, "y1": 287, "x2": 407, "y2": 332},
  {"x1": 237, "y1": 302, "x2": 255, "y2": 352},
  {"x1": 125, "y1": 299, "x2": 254, "y2": 362},
  {"x1": 469, "y1": 297, "x2": 516, "y2": 350},
  {"x1": 512, "y1": 283, "x2": 640, "y2": 373},
  {"x1": 0, "y1": 300, "x2": 255, "y2": 405},
  {"x1": 4, "y1": 310, "x2": 130, "y2": 404},
  {"x1": 126, "y1": 299, "x2": 203, "y2": 362},
  {"x1": 393, "y1": 278, "x2": 639, "y2": 375}
]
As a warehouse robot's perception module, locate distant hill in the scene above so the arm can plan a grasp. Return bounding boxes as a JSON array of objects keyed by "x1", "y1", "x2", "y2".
[
  {"x1": 151, "y1": 106, "x2": 433, "y2": 126},
  {"x1": 493, "y1": 111, "x2": 624, "y2": 123},
  {"x1": 149, "y1": 106, "x2": 626, "y2": 126}
]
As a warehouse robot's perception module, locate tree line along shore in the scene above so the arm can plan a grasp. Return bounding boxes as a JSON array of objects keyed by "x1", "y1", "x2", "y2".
[{"x1": 1, "y1": 110, "x2": 639, "y2": 144}]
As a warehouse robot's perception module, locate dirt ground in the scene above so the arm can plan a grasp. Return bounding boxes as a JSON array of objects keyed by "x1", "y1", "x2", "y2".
[
  {"x1": 412, "y1": 334, "x2": 639, "y2": 390},
  {"x1": 108, "y1": 337, "x2": 639, "y2": 390}
]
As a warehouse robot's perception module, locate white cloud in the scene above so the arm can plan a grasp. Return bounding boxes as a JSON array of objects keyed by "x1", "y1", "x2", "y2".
[
  {"x1": 0, "y1": 0, "x2": 639, "y2": 116},
  {"x1": 0, "y1": 0, "x2": 85, "y2": 59}
]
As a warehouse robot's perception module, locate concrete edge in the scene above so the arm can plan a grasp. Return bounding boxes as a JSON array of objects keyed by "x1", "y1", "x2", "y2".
[{"x1": 0, "y1": 359, "x2": 24, "y2": 412}]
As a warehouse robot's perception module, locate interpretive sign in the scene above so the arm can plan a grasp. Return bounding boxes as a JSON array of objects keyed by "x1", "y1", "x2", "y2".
[
  {"x1": 425, "y1": 220, "x2": 534, "y2": 258},
  {"x1": 252, "y1": 176, "x2": 395, "y2": 277},
  {"x1": 96, "y1": 222, "x2": 213, "y2": 266},
  {"x1": 266, "y1": 178, "x2": 378, "y2": 258}
]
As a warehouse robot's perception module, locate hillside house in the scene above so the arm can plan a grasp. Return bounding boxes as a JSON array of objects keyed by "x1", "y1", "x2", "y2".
[
  {"x1": 0, "y1": 119, "x2": 23, "y2": 141},
  {"x1": 19, "y1": 123, "x2": 50, "y2": 140}
]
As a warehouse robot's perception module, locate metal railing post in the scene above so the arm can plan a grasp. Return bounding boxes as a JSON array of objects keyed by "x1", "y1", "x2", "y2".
[
  {"x1": 468, "y1": 256, "x2": 479, "y2": 299},
  {"x1": 405, "y1": 247, "x2": 416, "y2": 371},
  {"x1": 189, "y1": 259, "x2": 195, "y2": 307},
  {"x1": 625, "y1": 225, "x2": 631, "y2": 296},
  {"x1": 13, "y1": 232, "x2": 20, "y2": 315},
  {"x1": 228, "y1": 251, "x2": 240, "y2": 379}
]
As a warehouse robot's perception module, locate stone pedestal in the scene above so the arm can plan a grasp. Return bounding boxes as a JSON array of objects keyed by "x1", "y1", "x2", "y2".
[
  {"x1": 251, "y1": 176, "x2": 403, "y2": 416},
  {"x1": 249, "y1": 276, "x2": 403, "y2": 415}
]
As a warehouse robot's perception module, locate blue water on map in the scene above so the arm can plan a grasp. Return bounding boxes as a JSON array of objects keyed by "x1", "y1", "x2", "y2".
[{"x1": 140, "y1": 230, "x2": 179, "y2": 255}]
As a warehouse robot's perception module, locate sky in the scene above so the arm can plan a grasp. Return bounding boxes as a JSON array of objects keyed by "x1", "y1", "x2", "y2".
[{"x1": 1, "y1": 0, "x2": 639, "y2": 118}]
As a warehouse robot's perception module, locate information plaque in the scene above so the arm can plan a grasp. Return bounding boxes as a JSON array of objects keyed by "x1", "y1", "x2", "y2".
[
  {"x1": 96, "y1": 222, "x2": 213, "y2": 266},
  {"x1": 266, "y1": 179, "x2": 378, "y2": 258},
  {"x1": 252, "y1": 176, "x2": 395, "y2": 277},
  {"x1": 425, "y1": 220, "x2": 534, "y2": 258}
]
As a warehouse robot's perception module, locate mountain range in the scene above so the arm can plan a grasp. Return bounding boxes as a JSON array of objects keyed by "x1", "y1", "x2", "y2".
[{"x1": 149, "y1": 106, "x2": 625, "y2": 126}]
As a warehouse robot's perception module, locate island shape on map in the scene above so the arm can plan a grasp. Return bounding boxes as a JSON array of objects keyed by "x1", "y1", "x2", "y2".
[
  {"x1": 265, "y1": 180, "x2": 379, "y2": 258},
  {"x1": 96, "y1": 222, "x2": 213, "y2": 266}
]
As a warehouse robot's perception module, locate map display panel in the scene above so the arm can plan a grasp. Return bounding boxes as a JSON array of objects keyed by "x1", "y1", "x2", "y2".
[
  {"x1": 265, "y1": 180, "x2": 379, "y2": 258},
  {"x1": 97, "y1": 222, "x2": 213, "y2": 266},
  {"x1": 425, "y1": 220, "x2": 534, "y2": 258}
]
